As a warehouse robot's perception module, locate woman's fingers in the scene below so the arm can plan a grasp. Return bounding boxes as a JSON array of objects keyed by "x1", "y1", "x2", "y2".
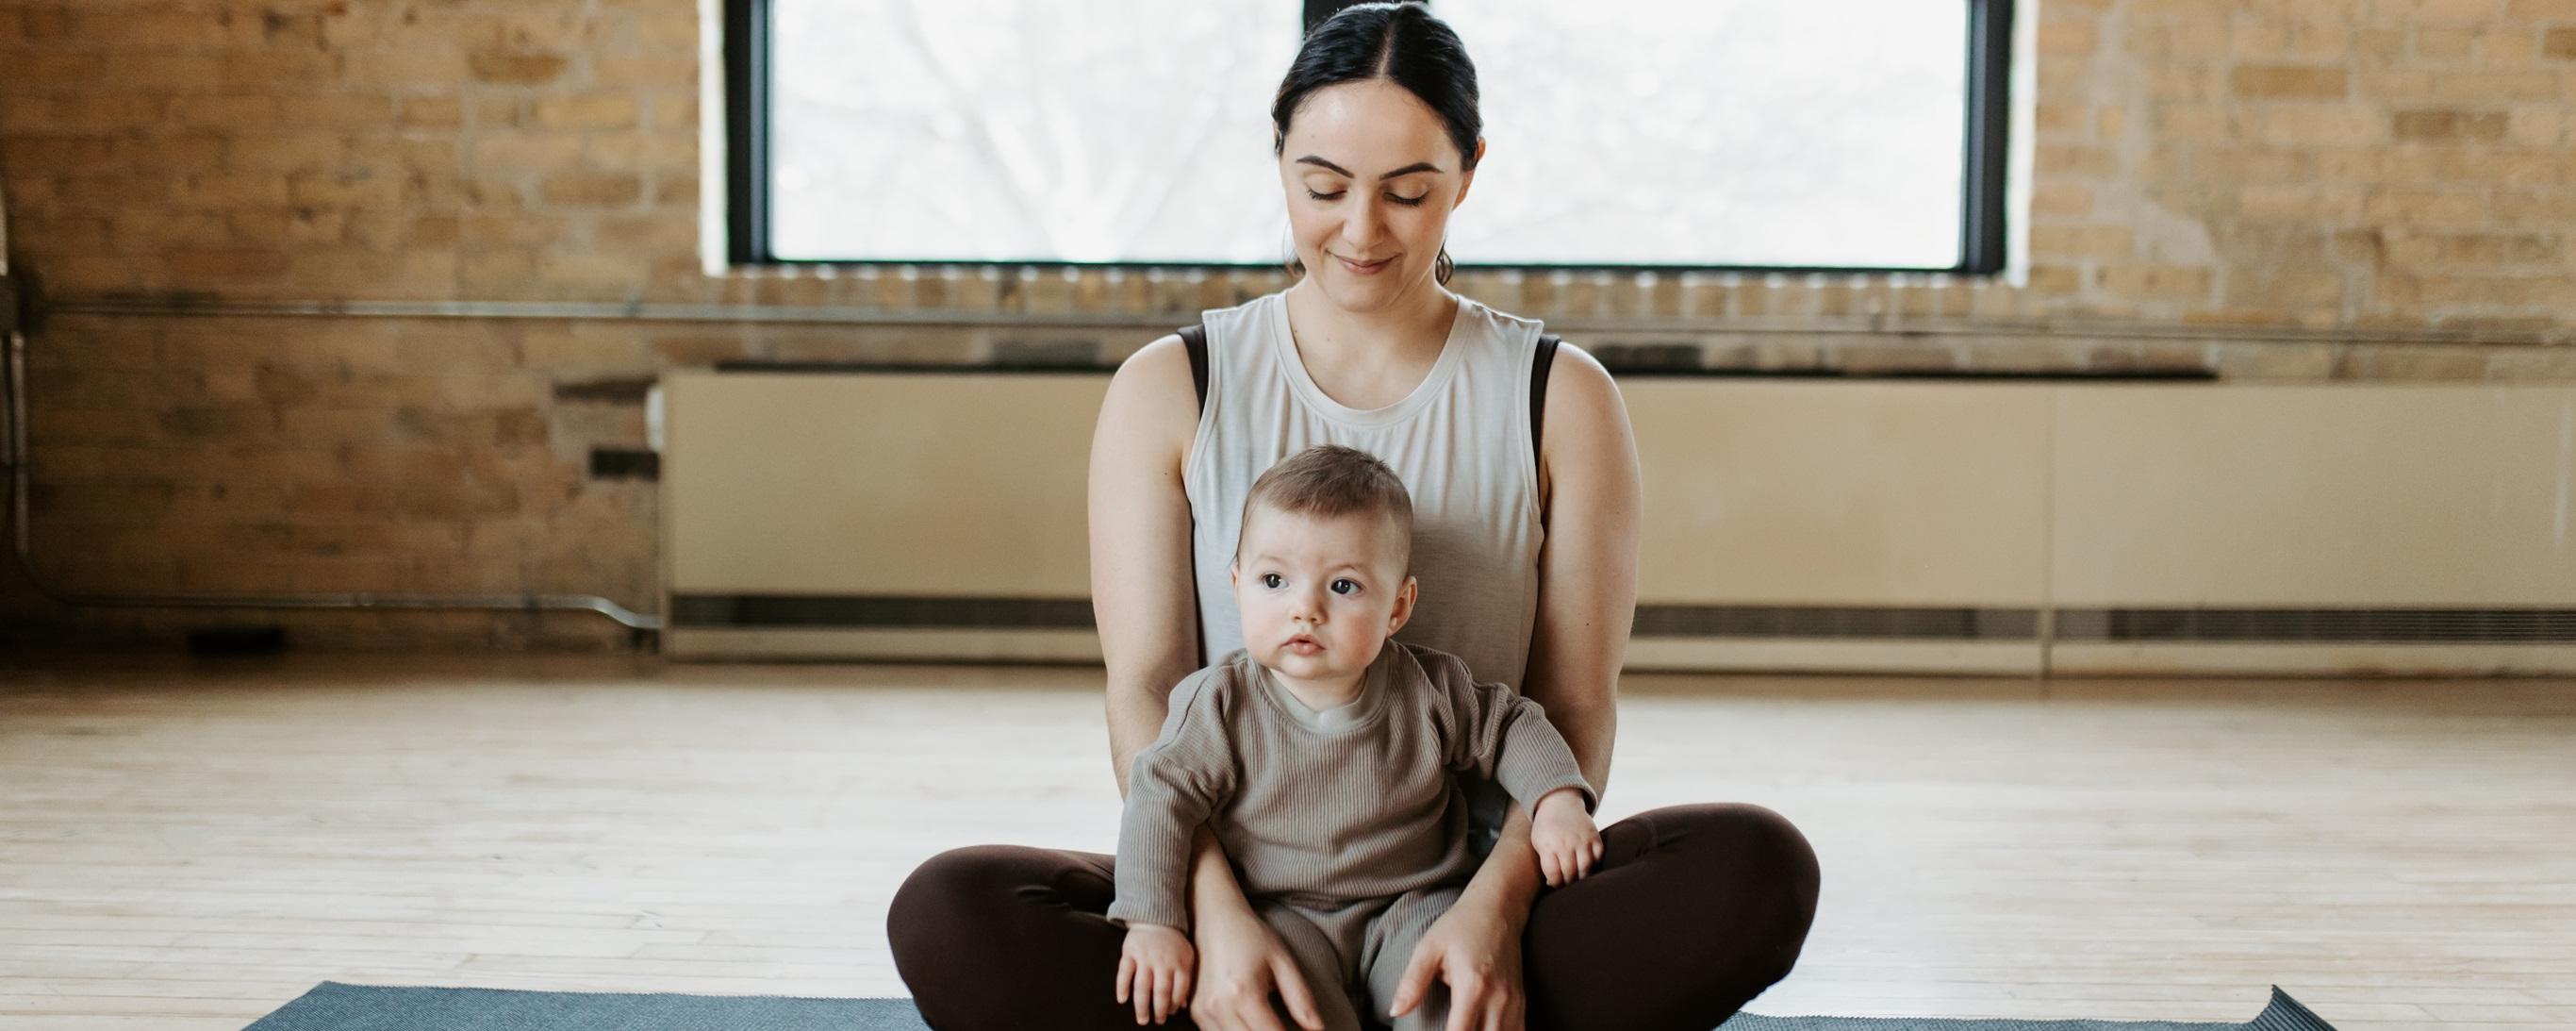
[
  {"x1": 1444, "y1": 970, "x2": 1480, "y2": 1031},
  {"x1": 1390, "y1": 940, "x2": 1439, "y2": 1016},
  {"x1": 1273, "y1": 954, "x2": 1326, "y2": 1030}
]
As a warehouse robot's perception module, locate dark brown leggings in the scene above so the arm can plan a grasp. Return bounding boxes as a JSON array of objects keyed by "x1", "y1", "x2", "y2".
[{"x1": 887, "y1": 803, "x2": 1822, "y2": 1031}]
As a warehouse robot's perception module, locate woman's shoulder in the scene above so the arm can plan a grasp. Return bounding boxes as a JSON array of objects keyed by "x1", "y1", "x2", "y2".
[
  {"x1": 1099, "y1": 331, "x2": 1198, "y2": 459},
  {"x1": 1104, "y1": 290, "x2": 1285, "y2": 408},
  {"x1": 1456, "y1": 292, "x2": 1546, "y2": 339}
]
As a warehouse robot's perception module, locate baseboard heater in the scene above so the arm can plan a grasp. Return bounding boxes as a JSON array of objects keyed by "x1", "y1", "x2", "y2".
[
  {"x1": 663, "y1": 369, "x2": 2576, "y2": 676},
  {"x1": 662, "y1": 592, "x2": 2576, "y2": 676}
]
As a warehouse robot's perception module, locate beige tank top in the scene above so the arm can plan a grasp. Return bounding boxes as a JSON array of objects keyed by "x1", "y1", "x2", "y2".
[
  {"x1": 1183, "y1": 290, "x2": 1547, "y2": 690},
  {"x1": 1182, "y1": 289, "x2": 1549, "y2": 853}
]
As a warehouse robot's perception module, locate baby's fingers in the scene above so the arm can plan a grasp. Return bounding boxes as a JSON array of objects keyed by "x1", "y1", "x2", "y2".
[
  {"x1": 1130, "y1": 966, "x2": 1150, "y2": 1024},
  {"x1": 1166, "y1": 968, "x2": 1193, "y2": 1023},
  {"x1": 1152, "y1": 968, "x2": 1172, "y2": 1024},
  {"x1": 1116, "y1": 955, "x2": 1133, "y2": 1004}
]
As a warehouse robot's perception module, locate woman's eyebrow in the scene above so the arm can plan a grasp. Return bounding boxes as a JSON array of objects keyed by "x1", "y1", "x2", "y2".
[{"x1": 1296, "y1": 156, "x2": 1441, "y2": 179}]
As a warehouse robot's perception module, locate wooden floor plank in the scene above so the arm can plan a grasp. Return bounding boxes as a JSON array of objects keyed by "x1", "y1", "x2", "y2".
[{"x1": 2, "y1": 650, "x2": 2569, "y2": 1027}]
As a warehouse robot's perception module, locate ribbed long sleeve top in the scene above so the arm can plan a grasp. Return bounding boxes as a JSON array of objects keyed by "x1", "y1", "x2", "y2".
[{"x1": 1108, "y1": 641, "x2": 1596, "y2": 932}]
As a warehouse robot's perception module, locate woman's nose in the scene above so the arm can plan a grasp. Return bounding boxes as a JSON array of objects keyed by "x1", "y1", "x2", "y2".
[{"x1": 1340, "y1": 199, "x2": 1382, "y2": 249}]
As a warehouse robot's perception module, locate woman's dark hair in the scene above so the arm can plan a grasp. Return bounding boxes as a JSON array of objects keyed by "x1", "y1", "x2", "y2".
[{"x1": 1271, "y1": 1, "x2": 1481, "y2": 286}]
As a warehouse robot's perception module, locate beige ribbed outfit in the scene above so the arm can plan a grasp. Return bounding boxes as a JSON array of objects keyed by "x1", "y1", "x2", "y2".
[
  {"x1": 1183, "y1": 289, "x2": 1551, "y2": 858},
  {"x1": 1108, "y1": 641, "x2": 1594, "y2": 1031}
]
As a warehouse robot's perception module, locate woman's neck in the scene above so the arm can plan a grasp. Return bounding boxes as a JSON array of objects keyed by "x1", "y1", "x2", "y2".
[
  {"x1": 1282, "y1": 280, "x2": 1461, "y2": 408},
  {"x1": 1283, "y1": 278, "x2": 1460, "y2": 374}
]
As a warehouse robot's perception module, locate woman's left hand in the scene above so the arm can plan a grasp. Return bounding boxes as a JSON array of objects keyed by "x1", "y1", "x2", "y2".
[{"x1": 1388, "y1": 889, "x2": 1527, "y2": 1031}]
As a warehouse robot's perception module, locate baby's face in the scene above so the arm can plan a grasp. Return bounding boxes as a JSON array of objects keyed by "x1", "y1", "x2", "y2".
[{"x1": 1230, "y1": 504, "x2": 1416, "y2": 685}]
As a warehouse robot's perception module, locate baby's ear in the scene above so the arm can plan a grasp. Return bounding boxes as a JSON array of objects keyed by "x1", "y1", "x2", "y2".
[
  {"x1": 1387, "y1": 575, "x2": 1420, "y2": 632},
  {"x1": 1228, "y1": 561, "x2": 1240, "y2": 587}
]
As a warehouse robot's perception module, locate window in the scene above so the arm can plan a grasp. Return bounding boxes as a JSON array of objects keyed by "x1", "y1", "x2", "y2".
[{"x1": 726, "y1": 0, "x2": 2013, "y2": 274}]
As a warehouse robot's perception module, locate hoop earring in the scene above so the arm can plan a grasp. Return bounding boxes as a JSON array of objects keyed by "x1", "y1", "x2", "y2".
[{"x1": 1434, "y1": 248, "x2": 1453, "y2": 285}]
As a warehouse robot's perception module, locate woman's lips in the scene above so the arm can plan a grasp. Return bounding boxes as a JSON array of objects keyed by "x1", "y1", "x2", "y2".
[{"x1": 1338, "y1": 255, "x2": 1392, "y2": 275}]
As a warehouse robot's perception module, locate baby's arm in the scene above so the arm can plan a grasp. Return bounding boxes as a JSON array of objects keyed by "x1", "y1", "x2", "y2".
[
  {"x1": 1118, "y1": 923, "x2": 1195, "y2": 1025},
  {"x1": 1429, "y1": 654, "x2": 1604, "y2": 885},
  {"x1": 1528, "y1": 785, "x2": 1603, "y2": 887},
  {"x1": 1106, "y1": 670, "x2": 1238, "y2": 1015}
]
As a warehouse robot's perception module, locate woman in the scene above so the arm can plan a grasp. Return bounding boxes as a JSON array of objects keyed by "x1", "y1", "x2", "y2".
[{"x1": 889, "y1": 5, "x2": 1820, "y2": 1030}]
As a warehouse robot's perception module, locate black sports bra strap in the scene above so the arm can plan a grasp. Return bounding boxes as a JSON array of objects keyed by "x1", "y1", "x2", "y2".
[
  {"x1": 1181, "y1": 323, "x2": 1558, "y2": 466},
  {"x1": 1180, "y1": 324, "x2": 1210, "y2": 412},
  {"x1": 1531, "y1": 333, "x2": 1561, "y2": 457}
]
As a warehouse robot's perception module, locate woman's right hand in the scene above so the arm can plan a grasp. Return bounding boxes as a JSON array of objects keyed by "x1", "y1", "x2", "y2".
[{"x1": 1185, "y1": 898, "x2": 1327, "y2": 1031}]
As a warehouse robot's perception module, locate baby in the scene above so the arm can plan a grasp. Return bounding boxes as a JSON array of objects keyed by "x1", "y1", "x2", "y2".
[{"x1": 1107, "y1": 444, "x2": 1601, "y2": 1030}]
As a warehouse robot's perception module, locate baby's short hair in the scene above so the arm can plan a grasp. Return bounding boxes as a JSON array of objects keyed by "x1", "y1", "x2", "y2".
[{"x1": 1237, "y1": 444, "x2": 1414, "y2": 568}]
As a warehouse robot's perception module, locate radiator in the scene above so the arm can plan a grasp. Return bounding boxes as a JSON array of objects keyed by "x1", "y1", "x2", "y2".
[{"x1": 662, "y1": 369, "x2": 2576, "y2": 676}]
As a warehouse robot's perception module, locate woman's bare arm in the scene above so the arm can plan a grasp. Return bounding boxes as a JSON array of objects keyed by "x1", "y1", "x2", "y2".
[
  {"x1": 1087, "y1": 335, "x2": 1260, "y2": 919},
  {"x1": 1520, "y1": 341, "x2": 1636, "y2": 795},
  {"x1": 1459, "y1": 341, "x2": 1640, "y2": 914},
  {"x1": 1090, "y1": 333, "x2": 1202, "y2": 794},
  {"x1": 1390, "y1": 341, "x2": 1643, "y2": 1028}
]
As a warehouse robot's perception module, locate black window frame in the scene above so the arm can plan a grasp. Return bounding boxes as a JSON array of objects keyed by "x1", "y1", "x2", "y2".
[{"x1": 725, "y1": 0, "x2": 2015, "y2": 277}]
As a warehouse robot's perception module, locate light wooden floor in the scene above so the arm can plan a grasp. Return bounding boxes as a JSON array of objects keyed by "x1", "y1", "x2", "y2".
[{"x1": 0, "y1": 650, "x2": 2570, "y2": 1030}]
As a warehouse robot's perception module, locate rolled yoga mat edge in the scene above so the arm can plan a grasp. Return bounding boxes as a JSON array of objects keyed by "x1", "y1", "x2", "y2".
[{"x1": 239, "y1": 980, "x2": 2342, "y2": 1031}]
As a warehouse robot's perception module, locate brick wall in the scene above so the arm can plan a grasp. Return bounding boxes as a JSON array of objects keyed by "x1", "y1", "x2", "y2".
[{"x1": 0, "y1": 0, "x2": 2571, "y2": 651}]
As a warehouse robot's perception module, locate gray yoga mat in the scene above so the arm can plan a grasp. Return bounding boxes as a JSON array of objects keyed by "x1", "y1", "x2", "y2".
[{"x1": 240, "y1": 981, "x2": 2341, "y2": 1031}]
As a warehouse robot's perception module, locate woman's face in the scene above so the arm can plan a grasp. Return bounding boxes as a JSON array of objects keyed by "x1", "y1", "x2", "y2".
[{"x1": 1278, "y1": 78, "x2": 1483, "y2": 312}]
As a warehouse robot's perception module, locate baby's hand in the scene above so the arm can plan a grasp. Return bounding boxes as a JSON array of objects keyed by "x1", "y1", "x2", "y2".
[
  {"x1": 1529, "y1": 786, "x2": 1602, "y2": 888},
  {"x1": 1116, "y1": 923, "x2": 1196, "y2": 1025}
]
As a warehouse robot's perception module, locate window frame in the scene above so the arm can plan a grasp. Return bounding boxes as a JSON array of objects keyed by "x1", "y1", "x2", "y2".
[{"x1": 723, "y1": 0, "x2": 2015, "y2": 276}]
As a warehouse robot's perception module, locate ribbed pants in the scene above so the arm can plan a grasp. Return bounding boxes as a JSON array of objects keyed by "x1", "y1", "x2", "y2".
[{"x1": 887, "y1": 803, "x2": 1822, "y2": 1031}]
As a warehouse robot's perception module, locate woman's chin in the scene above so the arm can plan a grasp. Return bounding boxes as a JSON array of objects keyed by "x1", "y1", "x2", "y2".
[{"x1": 1318, "y1": 271, "x2": 1409, "y2": 307}]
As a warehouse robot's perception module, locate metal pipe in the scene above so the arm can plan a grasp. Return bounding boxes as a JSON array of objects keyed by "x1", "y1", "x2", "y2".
[{"x1": 41, "y1": 291, "x2": 2575, "y2": 348}]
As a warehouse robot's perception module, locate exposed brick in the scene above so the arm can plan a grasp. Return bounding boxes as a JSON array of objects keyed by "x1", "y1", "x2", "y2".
[
  {"x1": 163, "y1": 247, "x2": 291, "y2": 281},
  {"x1": 533, "y1": 94, "x2": 638, "y2": 130},
  {"x1": 2395, "y1": 0, "x2": 2506, "y2": 20},
  {"x1": 2231, "y1": 64, "x2": 2348, "y2": 98},
  {"x1": 272, "y1": 95, "x2": 398, "y2": 128},
  {"x1": 538, "y1": 172, "x2": 641, "y2": 208},
  {"x1": 468, "y1": 50, "x2": 570, "y2": 86},
  {"x1": 2392, "y1": 108, "x2": 2509, "y2": 140},
  {"x1": 400, "y1": 97, "x2": 465, "y2": 131},
  {"x1": 2096, "y1": 265, "x2": 2216, "y2": 300}
]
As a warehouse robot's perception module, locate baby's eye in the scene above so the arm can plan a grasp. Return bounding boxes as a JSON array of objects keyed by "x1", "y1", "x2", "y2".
[
  {"x1": 1331, "y1": 578, "x2": 1361, "y2": 595},
  {"x1": 1261, "y1": 573, "x2": 1284, "y2": 589}
]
